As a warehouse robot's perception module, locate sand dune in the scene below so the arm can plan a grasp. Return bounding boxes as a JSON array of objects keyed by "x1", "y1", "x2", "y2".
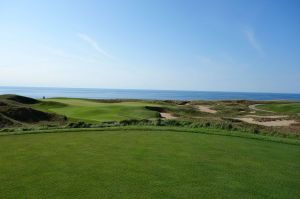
[
  {"x1": 160, "y1": 112, "x2": 177, "y2": 119},
  {"x1": 197, "y1": 105, "x2": 217, "y2": 113},
  {"x1": 235, "y1": 117, "x2": 296, "y2": 127}
]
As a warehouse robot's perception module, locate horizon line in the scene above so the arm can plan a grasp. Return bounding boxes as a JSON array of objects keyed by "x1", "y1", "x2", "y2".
[{"x1": 0, "y1": 85, "x2": 300, "y2": 95}]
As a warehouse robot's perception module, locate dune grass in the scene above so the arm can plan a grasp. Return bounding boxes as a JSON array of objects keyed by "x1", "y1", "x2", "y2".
[
  {"x1": 257, "y1": 103, "x2": 300, "y2": 114},
  {"x1": 0, "y1": 128, "x2": 299, "y2": 199},
  {"x1": 34, "y1": 98, "x2": 159, "y2": 122}
]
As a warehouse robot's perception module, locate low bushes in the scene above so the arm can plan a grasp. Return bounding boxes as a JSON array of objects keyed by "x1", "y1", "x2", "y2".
[
  {"x1": 75, "y1": 118, "x2": 239, "y2": 132},
  {"x1": 2, "y1": 118, "x2": 298, "y2": 139},
  {"x1": 68, "y1": 122, "x2": 92, "y2": 128}
]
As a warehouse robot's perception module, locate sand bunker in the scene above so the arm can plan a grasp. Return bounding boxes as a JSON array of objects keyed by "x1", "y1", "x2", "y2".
[
  {"x1": 160, "y1": 112, "x2": 177, "y2": 119},
  {"x1": 197, "y1": 105, "x2": 217, "y2": 114},
  {"x1": 235, "y1": 117, "x2": 297, "y2": 127}
]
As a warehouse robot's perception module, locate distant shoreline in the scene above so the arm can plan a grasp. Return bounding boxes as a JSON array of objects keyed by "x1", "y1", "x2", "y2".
[
  {"x1": 1, "y1": 86, "x2": 300, "y2": 101},
  {"x1": 1, "y1": 85, "x2": 300, "y2": 95}
]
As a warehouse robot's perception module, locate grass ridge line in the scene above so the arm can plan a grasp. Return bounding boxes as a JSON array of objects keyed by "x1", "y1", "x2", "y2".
[{"x1": 1, "y1": 126, "x2": 299, "y2": 146}]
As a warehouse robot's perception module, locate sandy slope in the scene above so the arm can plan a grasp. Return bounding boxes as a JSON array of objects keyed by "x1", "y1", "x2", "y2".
[{"x1": 197, "y1": 105, "x2": 217, "y2": 113}]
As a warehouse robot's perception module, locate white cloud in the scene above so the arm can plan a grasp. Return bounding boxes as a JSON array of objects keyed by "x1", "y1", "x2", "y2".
[
  {"x1": 243, "y1": 26, "x2": 263, "y2": 55},
  {"x1": 77, "y1": 33, "x2": 113, "y2": 59}
]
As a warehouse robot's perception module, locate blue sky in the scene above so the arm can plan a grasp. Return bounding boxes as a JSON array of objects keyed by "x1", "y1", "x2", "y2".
[{"x1": 0, "y1": 0, "x2": 299, "y2": 93}]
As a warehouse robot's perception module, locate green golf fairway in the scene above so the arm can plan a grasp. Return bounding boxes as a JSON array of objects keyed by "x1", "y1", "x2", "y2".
[
  {"x1": 0, "y1": 129, "x2": 299, "y2": 198},
  {"x1": 257, "y1": 103, "x2": 300, "y2": 114},
  {"x1": 35, "y1": 98, "x2": 159, "y2": 122}
]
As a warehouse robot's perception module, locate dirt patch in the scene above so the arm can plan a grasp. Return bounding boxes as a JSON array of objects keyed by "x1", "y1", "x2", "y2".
[
  {"x1": 160, "y1": 112, "x2": 177, "y2": 119},
  {"x1": 197, "y1": 105, "x2": 217, "y2": 114},
  {"x1": 235, "y1": 117, "x2": 297, "y2": 127}
]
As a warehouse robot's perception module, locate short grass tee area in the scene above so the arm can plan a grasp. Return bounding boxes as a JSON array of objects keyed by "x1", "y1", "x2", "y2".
[{"x1": 0, "y1": 128, "x2": 299, "y2": 199}]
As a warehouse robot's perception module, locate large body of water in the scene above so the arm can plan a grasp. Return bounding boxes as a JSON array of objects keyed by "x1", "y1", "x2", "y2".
[{"x1": 0, "y1": 86, "x2": 300, "y2": 101}]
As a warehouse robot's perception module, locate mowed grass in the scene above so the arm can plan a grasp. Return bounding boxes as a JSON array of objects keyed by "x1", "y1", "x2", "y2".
[
  {"x1": 257, "y1": 103, "x2": 300, "y2": 114},
  {"x1": 34, "y1": 98, "x2": 159, "y2": 122},
  {"x1": 0, "y1": 129, "x2": 299, "y2": 198}
]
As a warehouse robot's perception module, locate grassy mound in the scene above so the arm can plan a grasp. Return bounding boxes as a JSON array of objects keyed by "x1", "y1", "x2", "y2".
[
  {"x1": 0, "y1": 95, "x2": 67, "y2": 127},
  {"x1": 0, "y1": 114, "x2": 14, "y2": 128},
  {"x1": 0, "y1": 106, "x2": 61, "y2": 123},
  {"x1": 0, "y1": 94, "x2": 39, "y2": 104},
  {"x1": 0, "y1": 129, "x2": 299, "y2": 198}
]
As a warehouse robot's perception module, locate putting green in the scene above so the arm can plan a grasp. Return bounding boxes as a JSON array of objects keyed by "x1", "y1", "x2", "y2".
[
  {"x1": 0, "y1": 129, "x2": 299, "y2": 198},
  {"x1": 34, "y1": 98, "x2": 159, "y2": 122}
]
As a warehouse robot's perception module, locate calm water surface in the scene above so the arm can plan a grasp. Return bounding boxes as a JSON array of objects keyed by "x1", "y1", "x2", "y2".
[{"x1": 0, "y1": 86, "x2": 300, "y2": 101}]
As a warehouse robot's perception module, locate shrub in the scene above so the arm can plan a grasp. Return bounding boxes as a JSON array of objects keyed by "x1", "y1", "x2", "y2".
[
  {"x1": 252, "y1": 128, "x2": 260, "y2": 134},
  {"x1": 68, "y1": 122, "x2": 91, "y2": 128}
]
